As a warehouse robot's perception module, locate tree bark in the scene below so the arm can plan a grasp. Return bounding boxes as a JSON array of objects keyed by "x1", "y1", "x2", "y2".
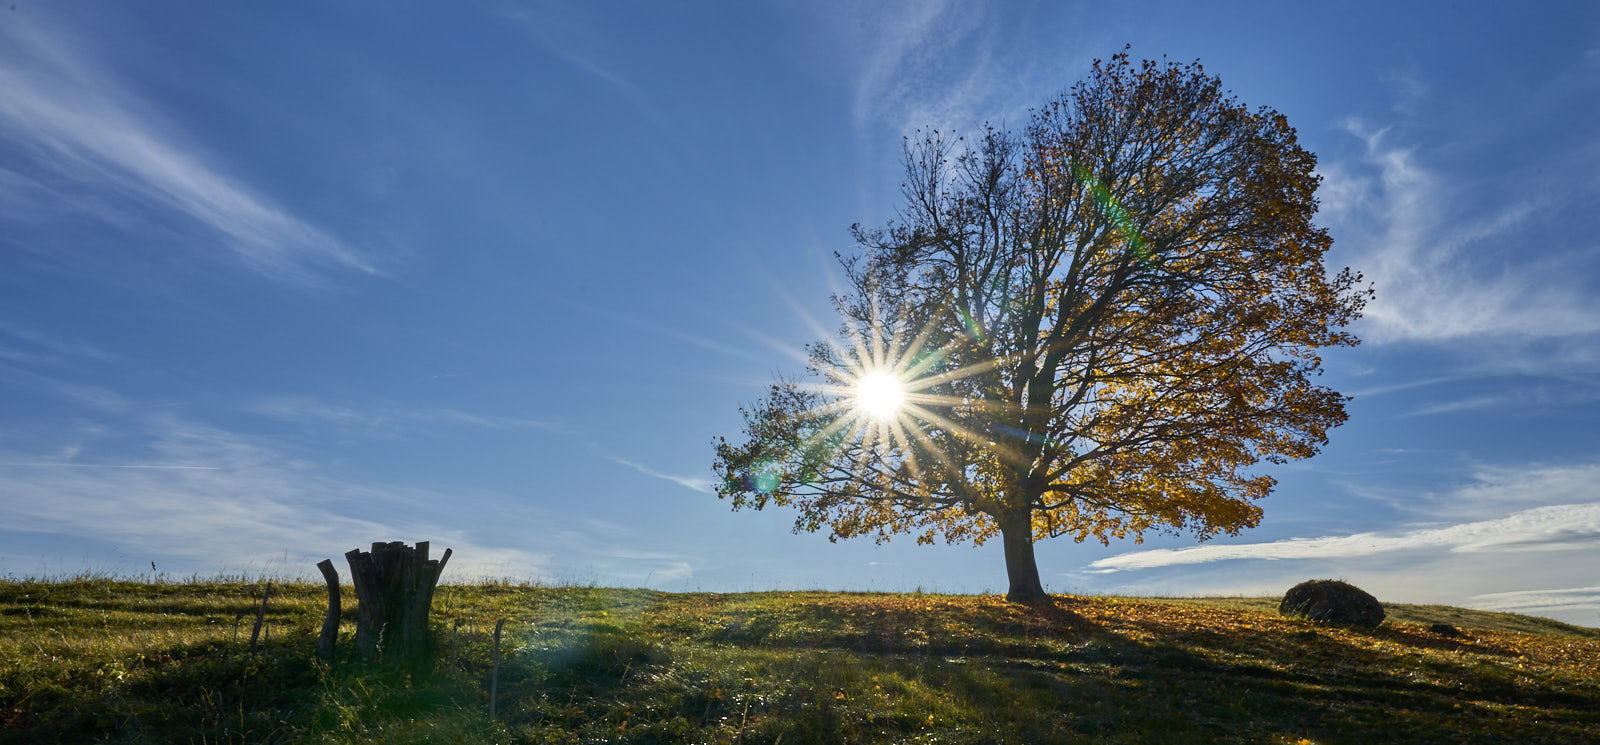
[
  {"x1": 1001, "y1": 514, "x2": 1049, "y2": 603},
  {"x1": 345, "y1": 541, "x2": 451, "y2": 670}
]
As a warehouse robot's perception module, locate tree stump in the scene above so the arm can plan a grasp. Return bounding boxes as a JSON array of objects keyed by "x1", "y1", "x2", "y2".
[{"x1": 344, "y1": 541, "x2": 451, "y2": 668}]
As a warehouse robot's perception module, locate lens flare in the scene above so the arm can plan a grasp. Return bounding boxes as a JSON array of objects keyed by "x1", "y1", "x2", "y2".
[
  {"x1": 854, "y1": 371, "x2": 905, "y2": 422},
  {"x1": 744, "y1": 285, "x2": 1014, "y2": 497}
]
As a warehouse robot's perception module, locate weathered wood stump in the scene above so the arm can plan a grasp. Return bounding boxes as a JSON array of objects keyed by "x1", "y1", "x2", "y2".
[
  {"x1": 315, "y1": 559, "x2": 340, "y2": 660},
  {"x1": 344, "y1": 541, "x2": 451, "y2": 668}
]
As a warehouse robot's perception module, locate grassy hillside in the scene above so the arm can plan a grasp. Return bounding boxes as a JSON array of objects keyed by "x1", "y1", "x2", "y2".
[{"x1": 1, "y1": 579, "x2": 1596, "y2": 744}]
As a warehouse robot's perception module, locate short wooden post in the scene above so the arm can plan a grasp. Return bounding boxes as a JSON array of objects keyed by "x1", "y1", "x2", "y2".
[
  {"x1": 489, "y1": 618, "x2": 504, "y2": 720},
  {"x1": 249, "y1": 581, "x2": 272, "y2": 651},
  {"x1": 230, "y1": 613, "x2": 242, "y2": 662},
  {"x1": 344, "y1": 541, "x2": 451, "y2": 668},
  {"x1": 451, "y1": 618, "x2": 461, "y2": 670},
  {"x1": 316, "y1": 559, "x2": 341, "y2": 660}
]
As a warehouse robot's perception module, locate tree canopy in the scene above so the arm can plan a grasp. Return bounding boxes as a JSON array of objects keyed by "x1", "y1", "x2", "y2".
[{"x1": 713, "y1": 52, "x2": 1368, "y2": 602}]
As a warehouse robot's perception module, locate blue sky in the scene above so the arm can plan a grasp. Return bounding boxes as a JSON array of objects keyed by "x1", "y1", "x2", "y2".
[{"x1": 2, "y1": 2, "x2": 1598, "y2": 625}]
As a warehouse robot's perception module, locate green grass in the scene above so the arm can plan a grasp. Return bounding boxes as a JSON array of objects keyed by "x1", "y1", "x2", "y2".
[{"x1": 2, "y1": 579, "x2": 1596, "y2": 744}]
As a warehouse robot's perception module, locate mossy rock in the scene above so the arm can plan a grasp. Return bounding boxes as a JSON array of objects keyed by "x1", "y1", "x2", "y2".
[{"x1": 1279, "y1": 580, "x2": 1384, "y2": 628}]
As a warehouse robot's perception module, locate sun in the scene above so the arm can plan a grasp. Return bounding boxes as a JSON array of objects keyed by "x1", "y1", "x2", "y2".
[{"x1": 854, "y1": 370, "x2": 905, "y2": 422}]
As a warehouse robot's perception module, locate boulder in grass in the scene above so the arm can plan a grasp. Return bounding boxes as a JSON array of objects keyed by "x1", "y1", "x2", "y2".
[{"x1": 1279, "y1": 579, "x2": 1385, "y2": 628}]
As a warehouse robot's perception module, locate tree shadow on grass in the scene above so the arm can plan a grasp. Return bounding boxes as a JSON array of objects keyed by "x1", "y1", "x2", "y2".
[
  {"x1": 617, "y1": 597, "x2": 1597, "y2": 745},
  {"x1": 1365, "y1": 623, "x2": 1522, "y2": 657},
  {"x1": 690, "y1": 594, "x2": 1104, "y2": 660},
  {"x1": 800, "y1": 632, "x2": 1594, "y2": 744},
  {"x1": 1100, "y1": 613, "x2": 1600, "y2": 742}
]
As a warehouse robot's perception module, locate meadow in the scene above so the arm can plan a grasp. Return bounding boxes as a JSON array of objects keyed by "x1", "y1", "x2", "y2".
[{"x1": 2, "y1": 578, "x2": 1596, "y2": 744}]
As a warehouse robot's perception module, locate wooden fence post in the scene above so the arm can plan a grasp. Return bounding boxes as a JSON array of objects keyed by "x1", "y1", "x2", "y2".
[
  {"x1": 490, "y1": 618, "x2": 504, "y2": 720},
  {"x1": 316, "y1": 559, "x2": 341, "y2": 660},
  {"x1": 248, "y1": 581, "x2": 271, "y2": 651}
]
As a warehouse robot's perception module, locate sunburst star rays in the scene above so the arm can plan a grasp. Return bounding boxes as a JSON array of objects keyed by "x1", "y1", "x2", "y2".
[{"x1": 773, "y1": 292, "x2": 1033, "y2": 495}]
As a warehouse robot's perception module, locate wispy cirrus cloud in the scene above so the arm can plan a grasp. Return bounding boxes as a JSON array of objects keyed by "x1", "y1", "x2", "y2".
[
  {"x1": 1088, "y1": 461, "x2": 1600, "y2": 574},
  {"x1": 1470, "y1": 586, "x2": 1600, "y2": 617},
  {"x1": 0, "y1": 462, "x2": 217, "y2": 470},
  {"x1": 244, "y1": 395, "x2": 568, "y2": 436},
  {"x1": 1433, "y1": 461, "x2": 1600, "y2": 520},
  {"x1": 1320, "y1": 119, "x2": 1600, "y2": 346},
  {"x1": 831, "y1": 1, "x2": 1086, "y2": 140},
  {"x1": 0, "y1": 17, "x2": 376, "y2": 286},
  {"x1": 0, "y1": 361, "x2": 136, "y2": 414},
  {"x1": 0, "y1": 414, "x2": 539, "y2": 577},
  {"x1": 0, "y1": 319, "x2": 114, "y2": 364},
  {"x1": 1346, "y1": 376, "x2": 1458, "y2": 399},
  {"x1": 1090, "y1": 500, "x2": 1600, "y2": 573},
  {"x1": 0, "y1": 408, "x2": 696, "y2": 583},
  {"x1": 608, "y1": 456, "x2": 715, "y2": 495},
  {"x1": 846, "y1": 0, "x2": 985, "y2": 136},
  {"x1": 1398, "y1": 383, "x2": 1600, "y2": 418}
]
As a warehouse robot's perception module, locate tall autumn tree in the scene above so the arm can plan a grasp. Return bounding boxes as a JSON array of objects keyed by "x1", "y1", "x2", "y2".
[{"x1": 714, "y1": 52, "x2": 1368, "y2": 603}]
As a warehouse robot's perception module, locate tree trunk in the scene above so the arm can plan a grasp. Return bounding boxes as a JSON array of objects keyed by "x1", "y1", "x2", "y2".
[
  {"x1": 1001, "y1": 514, "x2": 1049, "y2": 603},
  {"x1": 345, "y1": 541, "x2": 451, "y2": 670}
]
